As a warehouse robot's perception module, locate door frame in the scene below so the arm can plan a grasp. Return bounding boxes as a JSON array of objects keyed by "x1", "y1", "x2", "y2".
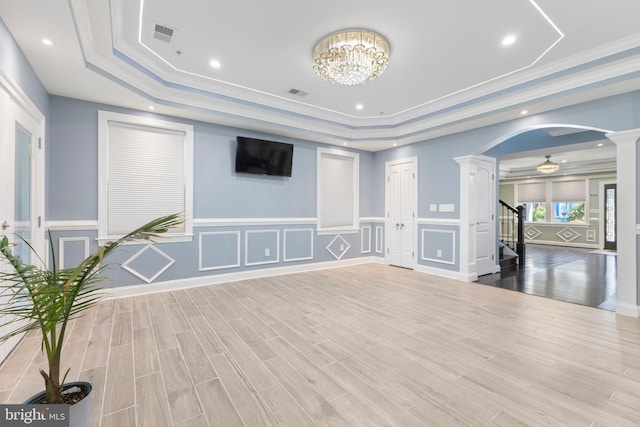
[
  {"x1": 0, "y1": 72, "x2": 45, "y2": 363},
  {"x1": 599, "y1": 179, "x2": 617, "y2": 250},
  {"x1": 0, "y1": 72, "x2": 45, "y2": 255},
  {"x1": 454, "y1": 154, "x2": 497, "y2": 281},
  {"x1": 384, "y1": 157, "x2": 418, "y2": 269}
]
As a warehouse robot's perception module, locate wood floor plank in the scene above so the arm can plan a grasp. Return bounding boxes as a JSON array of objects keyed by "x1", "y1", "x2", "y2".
[
  {"x1": 79, "y1": 365, "x2": 107, "y2": 427},
  {"x1": 196, "y1": 378, "x2": 244, "y2": 427},
  {"x1": 206, "y1": 293, "x2": 240, "y2": 321},
  {"x1": 149, "y1": 311, "x2": 178, "y2": 351},
  {"x1": 188, "y1": 315, "x2": 227, "y2": 356},
  {"x1": 131, "y1": 296, "x2": 152, "y2": 330},
  {"x1": 103, "y1": 344, "x2": 135, "y2": 415},
  {"x1": 135, "y1": 372, "x2": 171, "y2": 427},
  {"x1": 267, "y1": 336, "x2": 344, "y2": 401},
  {"x1": 258, "y1": 384, "x2": 317, "y2": 427},
  {"x1": 200, "y1": 299, "x2": 235, "y2": 336},
  {"x1": 219, "y1": 333, "x2": 278, "y2": 391},
  {"x1": 228, "y1": 317, "x2": 278, "y2": 361},
  {"x1": 111, "y1": 311, "x2": 133, "y2": 347},
  {"x1": 102, "y1": 407, "x2": 136, "y2": 427},
  {"x1": 134, "y1": 327, "x2": 160, "y2": 377},
  {"x1": 269, "y1": 321, "x2": 335, "y2": 367},
  {"x1": 331, "y1": 392, "x2": 393, "y2": 427},
  {"x1": 175, "y1": 330, "x2": 217, "y2": 385},
  {"x1": 265, "y1": 357, "x2": 349, "y2": 427},
  {"x1": 94, "y1": 299, "x2": 115, "y2": 325},
  {"x1": 322, "y1": 361, "x2": 425, "y2": 427},
  {"x1": 317, "y1": 340, "x2": 421, "y2": 410},
  {"x1": 174, "y1": 414, "x2": 209, "y2": 427},
  {"x1": 158, "y1": 347, "x2": 203, "y2": 424},
  {"x1": 173, "y1": 290, "x2": 201, "y2": 317},
  {"x1": 164, "y1": 301, "x2": 192, "y2": 333},
  {"x1": 210, "y1": 352, "x2": 278, "y2": 426}
]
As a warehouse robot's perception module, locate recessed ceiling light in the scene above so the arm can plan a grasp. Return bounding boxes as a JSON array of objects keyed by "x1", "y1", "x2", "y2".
[
  {"x1": 209, "y1": 59, "x2": 221, "y2": 69},
  {"x1": 561, "y1": 160, "x2": 567, "y2": 163},
  {"x1": 502, "y1": 34, "x2": 517, "y2": 46},
  {"x1": 393, "y1": 143, "x2": 397, "y2": 147},
  {"x1": 343, "y1": 142, "x2": 347, "y2": 146},
  {"x1": 355, "y1": 104, "x2": 364, "y2": 110},
  {"x1": 597, "y1": 143, "x2": 604, "y2": 147},
  {"x1": 41, "y1": 38, "x2": 53, "y2": 46},
  {"x1": 148, "y1": 105, "x2": 155, "y2": 110},
  {"x1": 520, "y1": 110, "x2": 528, "y2": 115}
]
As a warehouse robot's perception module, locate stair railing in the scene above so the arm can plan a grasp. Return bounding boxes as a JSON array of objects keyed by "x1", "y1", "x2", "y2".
[{"x1": 499, "y1": 200, "x2": 526, "y2": 266}]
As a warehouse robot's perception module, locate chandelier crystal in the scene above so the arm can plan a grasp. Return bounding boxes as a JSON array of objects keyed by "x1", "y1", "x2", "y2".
[
  {"x1": 536, "y1": 155, "x2": 560, "y2": 173},
  {"x1": 312, "y1": 29, "x2": 390, "y2": 86}
]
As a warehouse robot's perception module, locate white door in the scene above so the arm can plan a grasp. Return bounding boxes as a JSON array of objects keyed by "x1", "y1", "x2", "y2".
[
  {"x1": 386, "y1": 158, "x2": 416, "y2": 268},
  {"x1": 0, "y1": 83, "x2": 42, "y2": 363},
  {"x1": 475, "y1": 159, "x2": 496, "y2": 276}
]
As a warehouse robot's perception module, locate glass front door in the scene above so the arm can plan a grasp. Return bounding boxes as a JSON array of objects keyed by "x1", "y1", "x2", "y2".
[{"x1": 604, "y1": 183, "x2": 617, "y2": 250}]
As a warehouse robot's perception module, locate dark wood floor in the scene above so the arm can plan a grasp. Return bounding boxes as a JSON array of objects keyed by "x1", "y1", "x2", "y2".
[{"x1": 476, "y1": 244, "x2": 617, "y2": 310}]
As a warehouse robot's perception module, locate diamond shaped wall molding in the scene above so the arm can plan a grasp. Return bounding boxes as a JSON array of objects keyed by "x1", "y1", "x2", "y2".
[
  {"x1": 122, "y1": 244, "x2": 175, "y2": 283},
  {"x1": 326, "y1": 235, "x2": 351, "y2": 260}
]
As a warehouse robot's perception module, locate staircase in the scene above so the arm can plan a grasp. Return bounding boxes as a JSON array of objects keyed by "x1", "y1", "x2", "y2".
[
  {"x1": 499, "y1": 200, "x2": 526, "y2": 271},
  {"x1": 499, "y1": 241, "x2": 519, "y2": 272}
]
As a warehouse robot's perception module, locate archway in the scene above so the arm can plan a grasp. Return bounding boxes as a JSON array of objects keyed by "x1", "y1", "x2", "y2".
[{"x1": 458, "y1": 123, "x2": 639, "y2": 317}]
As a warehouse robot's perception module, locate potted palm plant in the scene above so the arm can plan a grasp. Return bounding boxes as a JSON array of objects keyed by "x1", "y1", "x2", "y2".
[{"x1": 0, "y1": 213, "x2": 182, "y2": 426}]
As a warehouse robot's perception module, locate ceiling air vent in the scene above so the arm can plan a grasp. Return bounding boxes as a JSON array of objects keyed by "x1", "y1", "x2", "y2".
[
  {"x1": 153, "y1": 24, "x2": 175, "y2": 43},
  {"x1": 288, "y1": 88, "x2": 309, "y2": 97}
]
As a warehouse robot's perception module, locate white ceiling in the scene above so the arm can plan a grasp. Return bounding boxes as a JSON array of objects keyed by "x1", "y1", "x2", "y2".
[
  {"x1": 1, "y1": 0, "x2": 639, "y2": 151},
  {"x1": 499, "y1": 141, "x2": 617, "y2": 179}
]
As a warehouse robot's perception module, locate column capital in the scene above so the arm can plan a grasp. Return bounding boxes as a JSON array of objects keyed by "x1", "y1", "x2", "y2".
[{"x1": 606, "y1": 128, "x2": 640, "y2": 145}]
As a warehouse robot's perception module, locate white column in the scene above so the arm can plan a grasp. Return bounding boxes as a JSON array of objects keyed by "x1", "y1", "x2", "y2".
[
  {"x1": 606, "y1": 128, "x2": 640, "y2": 317},
  {"x1": 454, "y1": 155, "x2": 478, "y2": 281}
]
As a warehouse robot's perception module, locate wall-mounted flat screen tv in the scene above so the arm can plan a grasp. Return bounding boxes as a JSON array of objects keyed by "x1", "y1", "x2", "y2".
[{"x1": 235, "y1": 136, "x2": 293, "y2": 177}]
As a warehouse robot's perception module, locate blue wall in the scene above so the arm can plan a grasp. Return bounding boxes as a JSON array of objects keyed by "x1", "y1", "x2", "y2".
[
  {"x1": 48, "y1": 96, "x2": 375, "y2": 220},
  {"x1": 46, "y1": 96, "x2": 380, "y2": 286},
  {"x1": 0, "y1": 18, "x2": 49, "y2": 116},
  {"x1": 46, "y1": 91, "x2": 640, "y2": 287}
]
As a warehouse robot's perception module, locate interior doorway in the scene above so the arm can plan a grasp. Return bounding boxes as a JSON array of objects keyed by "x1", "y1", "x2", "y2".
[
  {"x1": 385, "y1": 157, "x2": 417, "y2": 269},
  {"x1": 0, "y1": 78, "x2": 45, "y2": 363}
]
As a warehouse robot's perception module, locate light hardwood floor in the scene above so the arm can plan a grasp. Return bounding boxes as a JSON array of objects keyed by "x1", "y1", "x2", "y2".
[{"x1": 1, "y1": 264, "x2": 640, "y2": 426}]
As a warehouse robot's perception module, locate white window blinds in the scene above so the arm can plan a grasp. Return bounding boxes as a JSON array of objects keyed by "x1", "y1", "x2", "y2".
[
  {"x1": 518, "y1": 182, "x2": 545, "y2": 202},
  {"x1": 317, "y1": 148, "x2": 359, "y2": 231},
  {"x1": 552, "y1": 180, "x2": 586, "y2": 201},
  {"x1": 106, "y1": 122, "x2": 185, "y2": 235},
  {"x1": 98, "y1": 111, "x2": 193, "y2": 241}
]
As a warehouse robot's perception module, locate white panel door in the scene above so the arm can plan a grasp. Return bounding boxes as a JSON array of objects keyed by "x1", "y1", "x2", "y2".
[
  {"x1": 386, "y1": 159, "x2": 416, "y2": 269},
  {"x1": 0, "y1": 85, "x2": 40, "y2": 363},
  {"x1": 475, "y1": 159, "x2": 496, "y2": 276}
]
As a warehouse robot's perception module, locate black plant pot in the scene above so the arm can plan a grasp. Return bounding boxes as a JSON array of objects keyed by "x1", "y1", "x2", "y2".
[{"x1": 24, "y1": 381, "x2": 93, "y2": 427}]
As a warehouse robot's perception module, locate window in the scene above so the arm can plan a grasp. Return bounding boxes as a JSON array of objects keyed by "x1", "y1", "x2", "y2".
[
  {"x1": 98, "y1": 111, "x2": 193, "y2": 242},
  {"x1": 317, "y1": 147, "x2": 359, "y2": 234},
  {"x1": 553, "y1": 202, "x2": 585, "y2": 222},
  {"x1": 552, "y1": 180, "x2": 586, "y2": 223},
  {"x1": 525, "y1": 202, "x2": 546, "y2": 222},
  {"x1": 516, "y1": 179, "x2": 587, "y2": 223},
  {"x1": 518, "y1": 182, "x2": 546, "y2": 222}
]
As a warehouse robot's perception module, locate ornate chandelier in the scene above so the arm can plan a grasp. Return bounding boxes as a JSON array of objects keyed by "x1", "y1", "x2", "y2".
[
  {"x1": 537, "y1": 155, "x2": 560, "y2": 173},
  {"x1": 312, "y1": 29, "x2": 390, "y2": 86}
]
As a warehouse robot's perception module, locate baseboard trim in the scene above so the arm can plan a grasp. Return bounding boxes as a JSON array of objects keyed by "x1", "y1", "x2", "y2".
[
  {"x1": 524, "y1": 240, "x2": 599, "y2": 249},
  {"x1": 615, "y1": 303, "x2": 639, "y2": 318},
  {"x1": 414, "y1": 265, "x2": 475, "y2": 282},
  {"x1": 105, "y1": 256, "x2": 385, "y2": 299}
]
